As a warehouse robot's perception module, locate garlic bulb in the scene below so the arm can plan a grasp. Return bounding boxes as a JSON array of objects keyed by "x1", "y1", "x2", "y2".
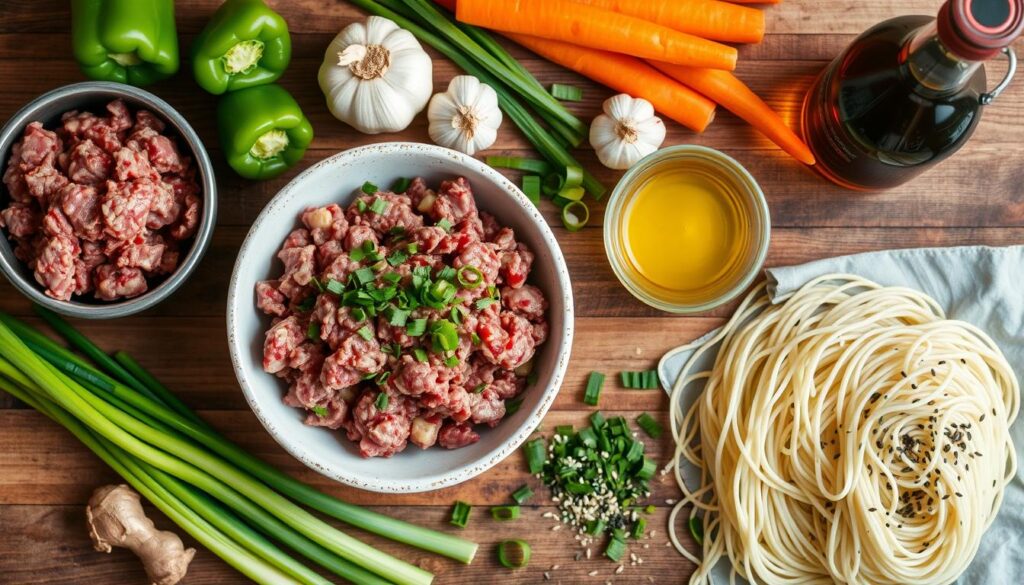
[
  {"x1": 317, "y1": 16, "x2": 432, "y2": 134},
  {"x1": 589, "y1": 94, "x2": 666, "y2": 170},
  {"x1": 427, "y1": 76, "x2": 503, "y2": 155}
]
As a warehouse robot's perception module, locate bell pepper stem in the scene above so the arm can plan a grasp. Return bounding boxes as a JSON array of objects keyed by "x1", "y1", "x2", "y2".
[
  {"x1": 223, "y1": 40, "x2": 265, "y2": 75},
  {"x1": 250, "y1": 130, "x2": 290, "y2": 160},
  {"x1": 108, "y1": 52, "x2": 143, "y2": 67}
]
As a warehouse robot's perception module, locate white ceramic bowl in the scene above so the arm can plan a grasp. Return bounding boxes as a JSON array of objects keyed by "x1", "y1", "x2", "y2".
[{"x1": 227, "y1": 143, "x2": 573, "y2": 493}]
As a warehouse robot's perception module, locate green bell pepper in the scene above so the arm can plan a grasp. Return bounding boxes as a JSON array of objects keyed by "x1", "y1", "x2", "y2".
[
  {"x1": 191, "y1": 0, "x2": 292, "y2": 95},
  {"x1": 71, "y1": 0, "x2": 179, "y2": 86},
  {"x1": 218, "y1": 84, "x2": 313, "y2": 180}
]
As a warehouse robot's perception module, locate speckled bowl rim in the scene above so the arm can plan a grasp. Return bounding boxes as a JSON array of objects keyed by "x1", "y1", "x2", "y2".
[
  {"x1": 0, "y1": 81, "x2": 217, "y2": 319},
  {"x1": 226, "y1": 142, "x2": 574, "y2": 493}
]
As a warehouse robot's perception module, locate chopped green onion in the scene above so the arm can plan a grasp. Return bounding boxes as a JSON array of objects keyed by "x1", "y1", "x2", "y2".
[
  {"x1": 406, "y1": 243, "x2": 419, "y2": 254},
  {"x1": 586, "y1": 519, "x2": 607, "y2": 536},
  {"x1": 472, "y1": 384, "x2": 487, "y2": 394},
  {"x1": 561, "y1": 201, "x2": 589, "y2": 232},
  {"x1": 689, "y1": 516, "x2": 704, "y2": 545},
  {"x1": 386, "y1": 307, "x2": 410, "y2": 327},
  {"x1": 505, "y1": 398, "x2": 523, "y2": 416},
  {"x1": 406, "y1": 319, "x2": 427, "y2": 337},
  {"x1": 356, "y1": 199, "x2": 368, "y2": 213},
  {"x1": 485, "y1": 156, "x2": 551, "y2": 175},
  {"x1": 412, "y1": 348, "x2": 428, "y2": 363},
  {"x1": 387, "y1": 249, "x2": 409, "y2": 266},
  {"x1": 374, "y1": 392, "x2": 389, "y2": 411},
  {"x1": 306, "y1": 322, "x2": 320, "y2": 341},
  {"x1": 325, "y1": 279, "x2": 345, "y2": 296},
  {"x1": 621, "y1": 370, "x2": 661, "y2": 389},
  {"x1": 497, "y1": 539, "x2": 531, "y2": 569},
  {"x1": 311, "y1": 405, "x2": 329, "y2": 418},
  {"x1": 632, "y1": 517, "x2": 647, "y2": 539},
  {"x1": 376, "y1": 371, "x2": 392, "y2": 385},
  {"x1": 357, "y1": 326, "x2": 374, "y2": 341},
  {"x1": 490, "y1": 505, "x2": 520, "y2": 521},
  {"x1": 456, "y1": 266, "x2": 483, "y2": 289},
  {"x1": 590, "y1": 411, "x2": 605, "y2": 429},
  {"x1": 521, "y1": 175, "x2": 541, "y2": 204},
  {"x1": 583, "y1": 371, "x2": 605, "y2": 406},
  {"x1": 369, "y1": 198, "x2": 389, "y2": 214},
  {"x1": 296, "y1": 295, "x2": 317, "y2": 312},
  {"x1": 381, "y1": 272, "x2": 402, "y2": 285},
  {"x1": 555, "y1": 425, "x2": 573, "y2": 436},
  {"x1": 391, "y1": 177, "x2": 411, "y2": 193},
  {"x1": 565, "y1": 482, "x2": 592, "y2": 495},
  {"x1": 550, "y1": 83, "x2": 583, "y2": 101},
  {"x1": 605, "y1": 536, "x2": 627, "y2": 562},
  {"x1": 353, "y1": 267, "x2": 375, "y2": 286},
  {"x1": 524, "y1": 438, "x2": 546, "y2": 474},
  {"x1": 361, "y1": 181, "x2": 379, "y2": 194},
  {"x1": 558, "y1": 185, "x2": 585, "y2": 201},
  {"x1": 636, "y1": 413, "x2": 663, "y2": 439},
  {"x1": 450, "y1": 306, "x2": 463, "y2": 325},
  {"x1": 450, "y1": 501, "x2": 471, "y2": 528},
  {"x1": 470, "y1": 332, "x2": 481, "y2": 346},
  {"x1": 637, "y1": 458, "x2": 657, "y2": 480},
  {"x1": 511, "y1": 485, "x2": 534, "y2": 505},
  {"x1": 310, "y1": 276, "x2": 325, "y2": 292},
  {"x1": 349, "y1": 247, "x2": 367, "y2": 262},
  {"x1": 444, "y1": 356, "x2": 459, "y2": 368},
  {"x1": 350, "y1": 307, "x2": 367, "y2": 322},
  {"x1": 429, "y1": 320, "x2": 459, "y2": 352},
  {"x1": 644, "y1": 504, "x2": 656, "y2": 515},
  {"x1": 436, "y1": 218, "x2": 452, "y2": 232}
]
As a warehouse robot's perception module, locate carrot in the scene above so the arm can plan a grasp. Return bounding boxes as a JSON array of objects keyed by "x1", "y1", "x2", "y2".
[
  {"x1": 509, "y1": 34, "x2": 717, "y2": 133},
  {"x1": 455, "y1": 0, "x2": 737, "y2": 71},
  {"x1": 568, "y1": 0, "x2": 765, "y2": 44},
  {"x1": 649, "y1": 61, "x2": 814, "y2": 164}
]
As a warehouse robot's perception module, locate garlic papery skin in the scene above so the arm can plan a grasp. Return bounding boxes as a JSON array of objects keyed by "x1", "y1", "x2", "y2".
[
  {"x1": 317, "y1": 16, "x2": 433, "y2": 135},
  {"x1": 590, "y1": 94, "x2": 666, "y2": 170},
  {"x1": 427, "y1": 75, "x2": 503, "y2": 155}
]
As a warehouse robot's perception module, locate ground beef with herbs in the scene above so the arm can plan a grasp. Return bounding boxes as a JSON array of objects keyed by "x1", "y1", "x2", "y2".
[
  {"x1": 257, "y1": 177, "x2": 549, "y2": 458},
  {"x1": 0, "y1": 100, "x2": 200, "y2": 301}
]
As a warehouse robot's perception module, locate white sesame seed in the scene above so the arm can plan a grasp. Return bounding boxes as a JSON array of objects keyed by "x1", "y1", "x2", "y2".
[
  {"x1": 630, "y1": 553, "x2": 638, "y2": 562},
  {"x1": 649, "y1": 531, "x2": 657, "y2": 538},
  {"x1": 643, "y1": 544, "x2": 650, "y2": 549},
  {"x1": 665, "y1": 499, "x2": 677, "y2": 505},
  {"x1": 543, "y1": 511, "x2": 557, "y2": 519},
  {"x1": 615, "y1": 565, "x2": 625, "y2": 574},
  {"x1": 637, "y1": 558, "x2": 644, "y2": 564},
  {"x1": 551, "y1": 565, "x2": 560, "y2": 571},
  {"x1": 552, "y1": 525, "x2": 562, "y2": 531},
  {"x1": 543, "y1": 571, "x2": 551, "y2": 580},
  {"x1": 587, "y1": 570, "x2": 599, "y2": 577},
  {"x1": 586, "y1": 548, "x2": 592, "y2": 559}
]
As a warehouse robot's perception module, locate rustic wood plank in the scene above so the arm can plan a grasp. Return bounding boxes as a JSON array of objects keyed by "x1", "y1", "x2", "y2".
[
  {"x1": 0, "y1": 503, "x2": 689, "y2": 585},
  {"x1": 0, "y1": 409, "x2": 679, "y2": 507}
]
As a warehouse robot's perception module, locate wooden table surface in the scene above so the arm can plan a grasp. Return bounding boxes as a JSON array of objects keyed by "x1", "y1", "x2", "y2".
[{"x1": 1, "y1": 1, "x2": 1021, "y2": 584}]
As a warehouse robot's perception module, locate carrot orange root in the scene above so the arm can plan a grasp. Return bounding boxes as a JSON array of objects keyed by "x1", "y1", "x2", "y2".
[
  {"x1": 509, "y1": 34, "x2": 717, "y2": 133},
  {"x1": 456, "y1": 0, "x2": 737, "y2": 70},
  {"x1": 569, "y1": 0, "x2": 765, "y2": 44},
  {"x1": 650, "y1": 61, "x2": 814, "y2": 165}
]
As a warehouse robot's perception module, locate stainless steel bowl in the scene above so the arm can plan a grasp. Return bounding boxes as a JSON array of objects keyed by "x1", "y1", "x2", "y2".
[{"x1": 0, "y1": 82, "x2": 217, "y2": 319}]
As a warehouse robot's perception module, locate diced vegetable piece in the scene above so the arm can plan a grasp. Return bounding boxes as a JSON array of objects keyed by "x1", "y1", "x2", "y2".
[
  {"x1": 605, "y1": 535, "x2": 627, "y2": 561},
  {"x1": 485, "y1": 156, "x2": 552, "y2": 174},
  {"x1": 689, "y1": 516, "x2": 704, "y2": 545},
  {"x1": 450, "y1": 501, "x2": 472, "y2": 528},
  {"x1": 521, "y1": 175, "x2": 541, "y2": 204},
  {"x1": 497, "y1": 539, "x2": 531, "y2": 569},
  {"x1": 636, "y1": 412, "x2": 663, "y2": 439},
  {"x1": 511, "y1": 485, "x2": 534, "y2": 505},
  {"x1": 561, "y1": 201, "x2": 590, "y2": 232},
  {"x1": 583, "y1": 371, "x2": 605, "y2": 405},
  {"x1": 524, "y1": 438, "x2": 547, "y2": 474},
  {"x1": 491, "y1": 506, "x2": 521, "y2": 521}
]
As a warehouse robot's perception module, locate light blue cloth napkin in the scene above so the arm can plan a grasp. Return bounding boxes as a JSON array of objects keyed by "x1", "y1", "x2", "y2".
[{"x1": 658, "y1": 245, "x2": 1024, "y2": 585}]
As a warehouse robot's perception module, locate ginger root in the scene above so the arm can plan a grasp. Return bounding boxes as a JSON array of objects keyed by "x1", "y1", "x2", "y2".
[{"x1": 86, "y1": 484, "x2": 195, "y2": 585}]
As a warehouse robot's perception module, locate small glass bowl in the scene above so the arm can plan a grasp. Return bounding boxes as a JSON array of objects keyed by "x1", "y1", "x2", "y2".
[{"x1": 603, "y1": 145, "x2": 770, "y2": 314}]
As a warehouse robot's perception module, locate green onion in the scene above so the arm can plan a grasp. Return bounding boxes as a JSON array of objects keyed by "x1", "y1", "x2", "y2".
[
  {"x1": 621, "y1": 370, "x2": 661, "y2": 389},
  {"x1": 413, "y1": 348, "x2": 428, "y2": 363},
  {"x1": 497, "y1": 539, "x2": 531, "y2": 569},
  {"x1": 470, "y1": 332, "x2": 481, "y2": 345},
  {"x1": 429, "y1": 320, "x2": 459, "y2": 352},
  {"x1": 444, "y1": 356, "x2": 459, "y2": 368},
  {"x1": 326, "y1": 279, "x2": 345, "y2": 296},
  {"x1": 356, "y1": 199, "x2": 368, "y2": 213},
  {"x1": 561, "y1": 201, "x2": 589, "y2": 232},
  {"x1": 353, "y1": 267, "x2": 375, "y2": 286},
  {"x1": 524, "y1": 438, "x2": 546, "y2": 474},
  {"x1": 386, "y1": 307, "x2": 410, "y2": 327},
  {"x1": 436, "y1": 218, "x2": 452, "y2": 232},
  {"x1": 632, "y1": 517, "x2": 647, "y2": 539},
  {"x1": 406, "y1": 319, "x2": 427, "y2": 337},
  {"x1": 474, "y1": 297, "x2": 497, "y2": 310},
  {"x1": 374, "y1": 392, "x2": 389, "y2": 411},
  {"x1": 369, "y1": 198, "x2": 389, "y2": 214},
  {"x1": 311, "y1": 405, "x2": 329, "y2": 418},
  {"x1": 351, "y1": 307, "x2": 367, "y2": 322},
  {"x1": 505, "y1": 398, "x2": 523, "y2": 416},
  {"x1": 296, "y1": 295, "x2": 317, "y2": 312},
  {"x1": 472, "y1": 383, "x2": 487, "y2": 394},
  {"x1": 605, "y1": 536, "x2": 627, "y2": 562},
  {"x1": 362, "y1": 181, "x2": 378, "y2": 194},
  {"x1": 636, "y1": 413, "x2": 663, "y2": 439},
  {"x1": 583, "y1": 371, "x2": 605, "y2": 406},
  {"x1": 387, "y1": 249, "x2": 409, "y2": 266},
  {"x1": 357, "y1": 326, "x2": 374, "y2": 341},
  {"x1": 521, "y1": 175, "x2": 541, "y2": 204},
  {"x1": 306, "y1": 322, "x2": 320, "y2": 341},
  {"x1": 555, "y1": 425, "x2": 573, "y2": 436},
  {"x1": 0, "y1": 315, "x2": 466, "y2": 585},
  {"x1": 637, "y1": 458, "x2": 657, "y2": 480},
  {"x1": 391, "y1": 177, "x2": 411, "y2": 193},
  {"x1": 427, "y1": 279, "x2": 457, "y2": 306},
  {"x1": 586, "y1": 519, "x2": 607, "y2": 536},
  {"x1": 644, "y1": 504, "x2": 656, "y2": 515},
  {"x1": 450, "y1": 501, "x2": 471, "y2": 528},
  {"x1": 590, "y1": 410, "x2": 605, "y2": 429},
  {"x1": 490, "y1": 506, "x2": 520, "y2": 521},
  {"x1": 689, "y1": 516, "x2": 704, "y2": 545},
  {"x1": 550, "y1": 83, "x2": 583, "y2": 101},
  {"x1": 456, "y1": 266, "x2": 483, "y2": 289},
  {"x1": 486, "y1": 156, "x2": 551, "y2": 175},
  {"x1": 511, "y1": 485, "x2": 534, "y2": 505}
]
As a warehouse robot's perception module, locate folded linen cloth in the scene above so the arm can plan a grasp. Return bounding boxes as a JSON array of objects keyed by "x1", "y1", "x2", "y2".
[{"x1": 658, "y1": 245, "x2": 1024, "y2": 585}]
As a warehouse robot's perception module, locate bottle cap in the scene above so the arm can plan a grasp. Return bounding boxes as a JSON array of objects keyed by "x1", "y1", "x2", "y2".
[{"x1": 938, "y1": 0, "x2": 1024, "y2": 60}]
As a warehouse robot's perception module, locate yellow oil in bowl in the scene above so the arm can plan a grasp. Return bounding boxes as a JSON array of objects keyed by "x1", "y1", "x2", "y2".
[{"x1": 604, "y1": 146, "x2": 770, "y2": 313}]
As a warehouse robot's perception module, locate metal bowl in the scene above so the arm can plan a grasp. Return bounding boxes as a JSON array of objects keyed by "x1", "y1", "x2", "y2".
[{"x1": 0, "y1": 81, "x2": 217, "y2": 319}]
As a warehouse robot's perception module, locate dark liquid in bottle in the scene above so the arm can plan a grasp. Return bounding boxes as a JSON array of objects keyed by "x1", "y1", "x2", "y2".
[{"x1": 801, "y1": 16, "x2": 987, "y2": 190}]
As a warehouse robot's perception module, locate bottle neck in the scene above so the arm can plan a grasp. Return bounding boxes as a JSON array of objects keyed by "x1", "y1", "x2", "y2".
[{"x1": 904, "y1": 21, "x2": 983, "y2": 93}]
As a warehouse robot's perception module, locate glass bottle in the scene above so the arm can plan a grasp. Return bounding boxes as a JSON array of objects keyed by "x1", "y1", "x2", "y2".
[{"x1": 801, "y1": 0, "x2": 1022, "y2": 190}]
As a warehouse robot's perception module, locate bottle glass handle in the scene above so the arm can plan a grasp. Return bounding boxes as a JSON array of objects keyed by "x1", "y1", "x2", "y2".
[{"x1": 981, "y1": 47, "x2": 1017, "y2": 105}]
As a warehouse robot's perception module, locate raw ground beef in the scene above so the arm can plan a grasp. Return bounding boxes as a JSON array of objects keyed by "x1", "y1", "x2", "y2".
[
  {"x1": 257, "y1": 177, "x2": 549, "y2": 458},
  {"x1": 0, "y1": 100, "x2": 201, "y2": 301}
]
